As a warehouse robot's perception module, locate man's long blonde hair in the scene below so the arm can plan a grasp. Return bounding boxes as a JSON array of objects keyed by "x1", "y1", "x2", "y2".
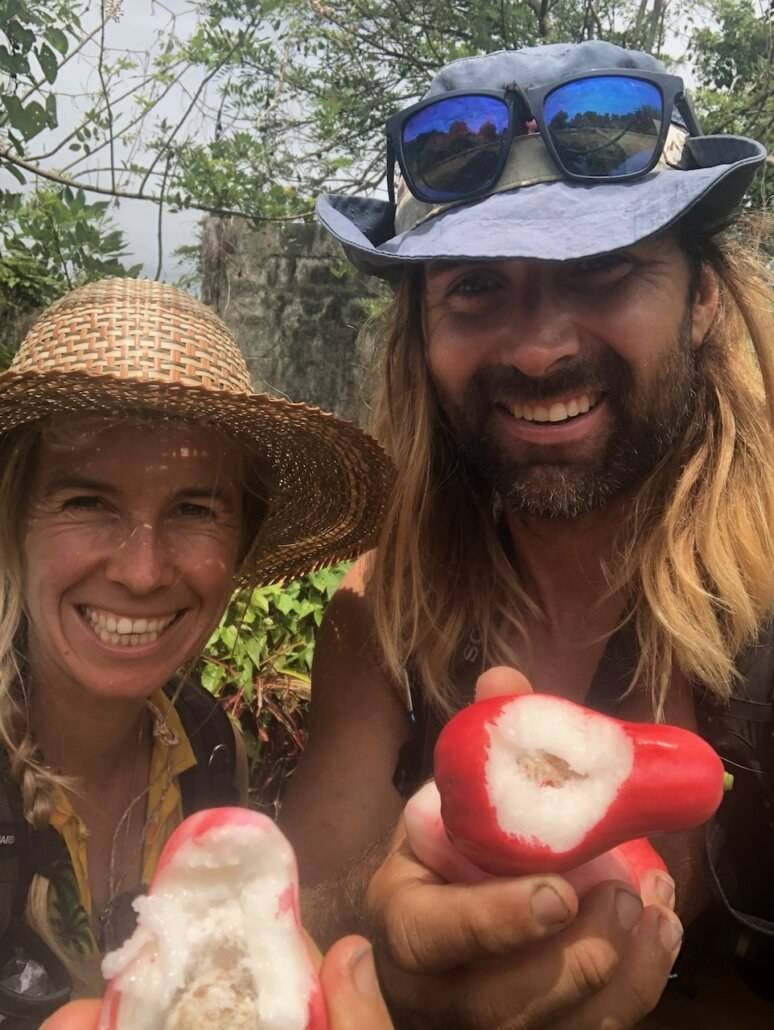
[{"x1": 367, "y1": 224, "x2": 774, "y2": 718}]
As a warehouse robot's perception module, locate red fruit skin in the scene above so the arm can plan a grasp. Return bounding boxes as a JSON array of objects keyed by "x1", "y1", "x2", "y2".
[
  {"x1": 563, "y1": 837, "x2": 667, "y2": 897},
  {"x1": 404, "y1": 780, "x2": 667, "y2": 898},
  {"x1": 434, "y1": 694, "x2": 724, "y2": 877},
  {"x1": 99, "y1": 807, "x2": 327, "y2": 1030}
]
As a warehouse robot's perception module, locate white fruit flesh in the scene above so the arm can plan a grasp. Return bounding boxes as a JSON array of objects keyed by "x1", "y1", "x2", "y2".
[
  {"x1": 485, "y1": 695, "x2": 634, "y2": 853},
  {"x1": 102, "y1": 823, "x2": 312, "y2": 1030}
]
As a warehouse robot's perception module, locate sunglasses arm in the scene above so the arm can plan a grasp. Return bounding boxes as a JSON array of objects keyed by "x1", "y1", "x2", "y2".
[
  {"x1": 678, "y1": 93, "x2": 703, "y2": 137},
  {"x1": 386, "y1": 137, "x2": 397, "y2": 205}
]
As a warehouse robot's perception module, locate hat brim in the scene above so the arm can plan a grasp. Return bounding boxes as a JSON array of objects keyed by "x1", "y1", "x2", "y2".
[
  {"x1": 318, "y1": 136, "x2": 766, "y2": 279},
  {"x1": 0, "y1": 370, "x2": 393, "y2": 585}
]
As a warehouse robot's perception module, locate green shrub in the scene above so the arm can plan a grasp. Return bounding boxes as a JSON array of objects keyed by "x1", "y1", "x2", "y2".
[{"x1": 198, "y1": 563, "x2": 349, "y2": 813}]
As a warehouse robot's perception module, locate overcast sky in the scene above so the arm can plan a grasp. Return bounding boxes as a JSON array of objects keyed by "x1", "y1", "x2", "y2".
[{"x1": 2, "y1": 1, "x2": 210, "y2": 284}]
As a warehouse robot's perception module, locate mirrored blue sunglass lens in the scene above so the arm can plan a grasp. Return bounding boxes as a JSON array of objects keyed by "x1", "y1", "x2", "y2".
[
  {"x1": 544, "y1": 76, "x2": 663, "y2": 177},
  {"x1": 402, "y1": 95, "x2": 510, "y2": 201}
]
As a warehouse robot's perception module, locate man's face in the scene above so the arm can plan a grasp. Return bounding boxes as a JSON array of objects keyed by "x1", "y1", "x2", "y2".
[{"x1": 423, "y1": 235, "x2": 710, "y2": 518}]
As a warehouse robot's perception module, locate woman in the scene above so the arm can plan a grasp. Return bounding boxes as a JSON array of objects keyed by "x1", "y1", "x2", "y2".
[{"x1": 0, "y1": 276, "x2": 392, "y2": 1019}]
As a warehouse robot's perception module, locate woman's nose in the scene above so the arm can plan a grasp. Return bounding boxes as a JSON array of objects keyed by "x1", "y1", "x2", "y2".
[{"x1": 104, "y1": 522, "x2": 176, "y2": 593}]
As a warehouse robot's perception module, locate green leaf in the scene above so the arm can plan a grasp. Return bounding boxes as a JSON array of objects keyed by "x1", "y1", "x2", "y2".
[
  {"x1": 45, "y1": 93, "x2": 57, "y2": 129},
  {"x1": 0, "y1": 44, "x2": 29, "y2": 76},
  {"x1": 45, "y1": 26, "x2": 69, "y2": 56},
  {"x1": 6, "y1": 18, "x2": 35, "y2": 53},
  {"x1": 1, "y1": 160, "x2": 25, "y2": 185},
  {"x1": 200, "y1": 662, "x2": 226, "y2": 694},
  {"x1": 245, "y1": 635, "x2": 266, "y2": 667},
  {"x1": 36, "y1": 42, "x2": 58, "y2": 84},
  {"x1": 220, "y1": 624, "x2": 238, "y2": 650},
  {"x1": 2, "y1": 97, "x2": 48, "y2": 140}
]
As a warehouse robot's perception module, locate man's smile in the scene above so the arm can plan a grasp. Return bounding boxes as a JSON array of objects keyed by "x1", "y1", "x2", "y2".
[{"x1": 505, "y1": 391, "x2": 604, "y2": 425}]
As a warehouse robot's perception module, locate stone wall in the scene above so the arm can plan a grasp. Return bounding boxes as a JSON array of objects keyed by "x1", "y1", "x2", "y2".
[{"x1": 200, "y1": 217, "x2": 386, "y2": 427}]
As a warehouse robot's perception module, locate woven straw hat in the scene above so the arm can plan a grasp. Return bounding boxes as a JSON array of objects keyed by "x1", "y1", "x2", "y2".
[{"x1": 0, "y1": 277, "x2": 393, "y2": 584}]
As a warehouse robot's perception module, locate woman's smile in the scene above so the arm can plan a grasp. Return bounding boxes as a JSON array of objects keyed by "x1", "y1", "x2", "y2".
[{"x1": 77, "y1": 605, "x2": 184, "y2": 649}]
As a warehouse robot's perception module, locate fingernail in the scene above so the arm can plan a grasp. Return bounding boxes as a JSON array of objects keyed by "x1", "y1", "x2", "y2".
[
  {"x1": 652, "y1": 872, "x2": 676, "y2": 908},
  {"x1": 351, "y1": 943, "x2": 380, "y2": 997},
  {"x1": 659, "y1": 914, "x2": 683, "y2": 953},
  {"x1": 615, "y1": 889, "x2": 643, "y2": 931},
  {"x1": 530, "y1": 884, "x2": 572, "y2": 926}
]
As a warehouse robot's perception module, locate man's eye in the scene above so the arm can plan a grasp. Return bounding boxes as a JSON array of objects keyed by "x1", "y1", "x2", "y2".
[
  {"x1": 571, "y1": 255, "x2": 632, "y2": 279},
  {"x1": 450, "y1": 274, "x2": 499, "y2": 297}
]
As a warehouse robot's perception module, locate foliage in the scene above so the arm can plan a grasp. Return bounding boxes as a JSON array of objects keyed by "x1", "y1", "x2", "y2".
[
  {"x1": 0, "y1": 0, "x2": 84, "y2": 173},
  {"x1": 0, "y1": 185, "x2": 139, "y2": 359},
  {"x1": 197, "y1": 563, "x2": 349, "y2": 812},
  {"x1": 0, "y1": 186, "x2": 140, "y2": 287},
  {"x1": 688, "y1": 0, "x2": 772, "y2": 211},
  {"x1": 0, "y1": 0, "x2": 770, "y2": 233}
]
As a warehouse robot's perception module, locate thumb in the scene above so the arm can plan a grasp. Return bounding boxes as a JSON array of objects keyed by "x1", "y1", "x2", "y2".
[
  {"x1": 40, "y1": 999, "x2": 101, "y2": 1030},
  {"x1": 321, "y1": 936, "x2": 394, "y2": 1030},
  {"x1": 474, "y1": 665, "x2": 533, "y2": 701}
]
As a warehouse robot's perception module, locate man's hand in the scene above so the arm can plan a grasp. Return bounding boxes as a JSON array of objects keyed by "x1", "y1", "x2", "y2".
[
  {"x1": 41, "y1": 936, "x2": 395, "y2": 1030},
  {"x1": 367, "y1": 666, "x2": 683, "y2": 1030},
  {"x1": 368, "y1": 824, "x2": 681, "y2": 1029}
]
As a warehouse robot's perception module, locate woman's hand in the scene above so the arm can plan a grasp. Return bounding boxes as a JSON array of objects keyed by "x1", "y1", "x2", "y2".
[{"x1": 41, "y1": 936, "x2": 394, "y2": 1030}]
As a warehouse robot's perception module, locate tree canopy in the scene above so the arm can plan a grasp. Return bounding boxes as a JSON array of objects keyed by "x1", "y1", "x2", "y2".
[{"x1": 0, "y1": 0, "x2": 770, "y2": 293}]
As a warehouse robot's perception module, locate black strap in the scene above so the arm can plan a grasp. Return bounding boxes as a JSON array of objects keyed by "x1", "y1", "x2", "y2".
[
  {"x1": 0, "y1": 751, "x2": 26, "y2": 941},
  {"x1": 164, "y1": 678, "x2": 239, "y2": 814}
]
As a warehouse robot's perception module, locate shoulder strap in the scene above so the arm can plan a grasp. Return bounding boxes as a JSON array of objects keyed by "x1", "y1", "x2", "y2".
[
  {"x1": 0, "y1": 750, "x2": 27, "y2": 942},
  {"x1": 164, "y1": 679, "x2": 239, "y2": 814}
]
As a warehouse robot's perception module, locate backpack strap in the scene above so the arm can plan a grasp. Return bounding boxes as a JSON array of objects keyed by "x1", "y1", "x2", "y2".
[
  {"x1": 164, "y1": 679, "x2": 239, "y2": 814},
  {"x1": 0, "y1": 750, "x2": 28, "y2": 941},
  {"x1": 0, "y1": 752, "x2": 72, "y2": 1021}
]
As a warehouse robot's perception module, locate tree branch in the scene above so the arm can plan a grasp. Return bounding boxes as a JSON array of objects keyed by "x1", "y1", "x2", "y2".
[{"x1": 0, "y1": 145, "x2": 312, "y2": 222}]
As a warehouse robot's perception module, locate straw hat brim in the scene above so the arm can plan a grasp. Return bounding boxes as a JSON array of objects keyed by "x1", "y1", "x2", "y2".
[{"x1": 0, "y1": 368, "x2": 394, "y2": 585}]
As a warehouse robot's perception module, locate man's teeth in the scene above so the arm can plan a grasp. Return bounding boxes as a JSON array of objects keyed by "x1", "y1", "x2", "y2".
[
  {"x1": 82, "y1": 607, "x2": 177, "y2": 647},
  {"x1": 510, "y1": 393, "x2": 596, "y2": 423}
]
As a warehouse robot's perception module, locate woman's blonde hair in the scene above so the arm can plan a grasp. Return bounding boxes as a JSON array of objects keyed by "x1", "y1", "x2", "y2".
[{"x1": 368, "y1": 223, "x2": 774, "y2": 718}]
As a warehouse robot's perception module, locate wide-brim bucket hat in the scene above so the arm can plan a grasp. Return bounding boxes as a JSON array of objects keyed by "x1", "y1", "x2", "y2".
[
  {"x1": 317, "y1": 41, "x2": 767, "y2": 279},
  {"x1": 0, "y1": 277, "x2": 393, "y2": 584}
]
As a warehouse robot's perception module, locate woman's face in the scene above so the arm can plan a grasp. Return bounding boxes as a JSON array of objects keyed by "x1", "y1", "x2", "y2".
[{"x1": 22, "y1": 418, "x2": 244, "y2": 703}]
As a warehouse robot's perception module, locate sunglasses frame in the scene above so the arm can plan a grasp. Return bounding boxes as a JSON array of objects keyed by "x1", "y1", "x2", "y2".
[{"x1": 386, "y1": 69, "x2": 702, "y2": 205}]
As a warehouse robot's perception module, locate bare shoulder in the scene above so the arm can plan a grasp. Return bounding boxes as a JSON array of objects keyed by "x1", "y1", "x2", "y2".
[{"x1": 278, "y1": 551, "x2": 410, "y2": 883}]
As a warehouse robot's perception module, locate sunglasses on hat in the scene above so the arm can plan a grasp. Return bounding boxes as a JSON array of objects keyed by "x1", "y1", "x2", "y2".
[{"x1": 386, "y1": 70, "x2": 702, "y2": 205}]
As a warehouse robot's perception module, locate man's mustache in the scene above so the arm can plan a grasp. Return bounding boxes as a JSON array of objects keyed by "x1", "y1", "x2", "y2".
[{"x1": 465, "y1": 357, "x2": 631, "y2": 407}]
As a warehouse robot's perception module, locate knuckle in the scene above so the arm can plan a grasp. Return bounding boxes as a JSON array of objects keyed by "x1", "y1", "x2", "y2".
[
  {"x1": 566, "y1": 940, "x2": 616, "y2": 1000},
  {"x1": 619, "y1": 971, "x2": 666, "y2": 1021},
  {"x1": 380, "y1": 891, "x2": 429, "y2": 972}
]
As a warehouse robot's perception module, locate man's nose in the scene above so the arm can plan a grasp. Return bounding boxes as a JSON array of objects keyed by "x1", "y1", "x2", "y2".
[
  {"x1": 104, "y1": 522, "x2": 176, "y2": 593},
  {"x1": 498, "y1": 283, "x2": 581, "y2": 379}
]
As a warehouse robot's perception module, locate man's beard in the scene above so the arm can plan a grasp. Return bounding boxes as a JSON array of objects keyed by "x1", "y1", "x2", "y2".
[{"x1": 435, "y1": 313, "x2": 699, "y2": 519}]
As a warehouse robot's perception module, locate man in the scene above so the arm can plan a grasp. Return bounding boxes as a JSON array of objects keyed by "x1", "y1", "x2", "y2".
[{"x1": 280, "y1": 40, "x2": 773, "y2": 1029}]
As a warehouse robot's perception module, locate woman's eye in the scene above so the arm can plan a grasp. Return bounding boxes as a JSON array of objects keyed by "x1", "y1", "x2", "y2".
[
  {"x1": 176, "y1": 502, "x2": 215, "y2": 519},
  {"x1": 63, "y1": 495, "x2": 104, "y2": 512}
]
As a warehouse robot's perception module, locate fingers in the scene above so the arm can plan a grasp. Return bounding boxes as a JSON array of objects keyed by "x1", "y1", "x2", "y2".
[
  {"x1": 370, "y1": 834, "x2": 577, "y2": 971},
  {"x1": 639, "y1": 867, "x2": 676, "y2": 910},
  {"x1": 551, "y1": 903, "x2": 683, "y2": 1030},
  {"x1": 321, "y1": 936, "x2": 395, "y2": 1030},
  {"x1": 375, "y1": 879, "x2": 675, "y2": 1029},
  {"x1": 41, "y1": 1000, "x2": 100, "y2": 1030},
  {"x1": 474, "y1": 665, "x2": 534, "y2": 701}
]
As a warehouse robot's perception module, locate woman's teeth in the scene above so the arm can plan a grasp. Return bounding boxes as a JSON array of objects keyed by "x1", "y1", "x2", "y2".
[
  {"x1": 81, "y1": 607, "x2": 177, "y2": 647},
  {"x1": 510, "y1": 393, "x2": 598, "y2": 423}
]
